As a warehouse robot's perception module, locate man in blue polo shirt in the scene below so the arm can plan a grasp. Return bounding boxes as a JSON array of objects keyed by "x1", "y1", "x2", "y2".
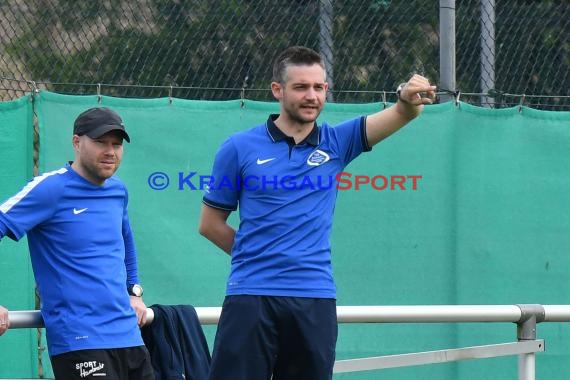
[
  {"x1": 199, "y1": 45, "x2": 436, "y2": 380},
  {"x1": 0, "y1": 107, "x2": 153, "y2": 379}
]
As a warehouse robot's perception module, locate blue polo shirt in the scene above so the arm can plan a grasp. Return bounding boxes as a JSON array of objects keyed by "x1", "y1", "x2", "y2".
[
  {"x1": 0, "y1": 163, "x2": 143, "y2": 356},
  {"x1": 203, "y1": 114, "x2": 370, "y2": 298}
]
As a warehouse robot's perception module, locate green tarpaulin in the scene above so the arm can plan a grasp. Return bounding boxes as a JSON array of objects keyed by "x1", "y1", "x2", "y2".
[{"x1": 1, "y1": 90, "x2": 570, "y2": 379}]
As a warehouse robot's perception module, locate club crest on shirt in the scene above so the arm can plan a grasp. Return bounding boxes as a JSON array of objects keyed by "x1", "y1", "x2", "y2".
[{"x1": 307, "y1": 149, "x2": 330, "y2": 166}]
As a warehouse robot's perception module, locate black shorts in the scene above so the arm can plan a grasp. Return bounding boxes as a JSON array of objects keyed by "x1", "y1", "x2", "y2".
[
  {"x1": 50, "y1": 346, "x2": 154, "y2": 380},
  {"x1": 208, "y1": 295, "x2": 337, "y2": 380}
]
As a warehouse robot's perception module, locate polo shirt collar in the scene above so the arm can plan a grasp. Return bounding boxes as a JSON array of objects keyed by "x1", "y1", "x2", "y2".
[{"x1": 266, "y1": 114, "x2": 319, "y2": 146}]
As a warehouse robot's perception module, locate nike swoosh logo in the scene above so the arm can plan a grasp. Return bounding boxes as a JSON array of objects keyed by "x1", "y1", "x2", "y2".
[
  {"x1": 257, "y1": 158, "x2": 276, "y2": 165},
  {"x1": 73, "y1": 208, "x2": 88, "y2": 215}
]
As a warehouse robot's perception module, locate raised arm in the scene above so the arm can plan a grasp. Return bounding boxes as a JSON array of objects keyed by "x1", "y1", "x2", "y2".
[{"x1": 365, "y1": 74, "x2": 436, "y2": 147}]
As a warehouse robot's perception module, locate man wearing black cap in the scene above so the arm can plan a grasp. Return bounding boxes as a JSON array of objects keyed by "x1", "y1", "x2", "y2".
[
  {"x1": 71, "y1": 107, "x2": 131, "y2": 185},
  {"x1": 0, "y1": 107, "x2": 154, "y2": 379}
]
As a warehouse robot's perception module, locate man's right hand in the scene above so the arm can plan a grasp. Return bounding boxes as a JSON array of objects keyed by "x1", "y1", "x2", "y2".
[{"x1": 0, "y1": 305, "x2": 10, "y2": 336}]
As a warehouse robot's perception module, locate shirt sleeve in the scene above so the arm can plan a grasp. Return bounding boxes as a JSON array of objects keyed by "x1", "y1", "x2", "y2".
[
  {"x1": 0, "y1": 177, "x2": 59, "y2": 241},
  {"x1": 0, "y1": 218, "x2": 8, "y2": 240},
  {"x1": 202, "y1": 136, "x2": 240, "y2": 211},
  {"x1": 122, "y1": 188, "x2": 139, "y2": 286},
  {"x1": 330, "y1": 116, "x2": 371, "y2": 167}
]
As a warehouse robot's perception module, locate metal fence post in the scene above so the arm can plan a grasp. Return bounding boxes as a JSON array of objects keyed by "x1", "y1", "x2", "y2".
[
  {"x1": 439, "y1": 0, "x2": 456, "y2": 103},
  {"x1": 480, "y1": 0, "x2": 496, "y2": 107},
  {"x1": 516, "y1": 304, "x2": 545, "y2": 380},
  {"x1": 319, "y1": 0, "x2": 335, "y2": 103}
]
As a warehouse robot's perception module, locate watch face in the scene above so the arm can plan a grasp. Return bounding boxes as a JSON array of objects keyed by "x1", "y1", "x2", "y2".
[{"x1": 130, "y1": 284, "x2": 143, "y2": 297}]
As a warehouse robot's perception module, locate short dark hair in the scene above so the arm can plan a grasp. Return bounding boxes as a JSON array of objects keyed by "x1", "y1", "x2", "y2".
[{"x1": 272, "y1": 46, "x2": 325, "y2": 84}]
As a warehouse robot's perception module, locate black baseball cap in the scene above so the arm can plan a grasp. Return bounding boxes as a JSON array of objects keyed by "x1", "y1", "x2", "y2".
[{"x1": 73, "y1": 107, "x2": 130, "y2": 143}]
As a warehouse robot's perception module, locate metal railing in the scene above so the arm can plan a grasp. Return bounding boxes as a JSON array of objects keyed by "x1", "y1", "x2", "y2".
[{"x1": 8, "y1": 304, "x2": 570, "y2": 379}]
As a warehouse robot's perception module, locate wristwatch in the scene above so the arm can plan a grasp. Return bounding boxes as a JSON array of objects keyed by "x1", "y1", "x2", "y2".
[
  {"x1": 396, "y1": 82, "x2": 409, "y2": 103},
  {"x1": 128, "y1": 284, "x2": 144, "y2": 297}
]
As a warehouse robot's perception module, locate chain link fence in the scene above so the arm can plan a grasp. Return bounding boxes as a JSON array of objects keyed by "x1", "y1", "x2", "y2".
[{"x1": 0, "y1": 0, "x2": 568, "y2": 109}]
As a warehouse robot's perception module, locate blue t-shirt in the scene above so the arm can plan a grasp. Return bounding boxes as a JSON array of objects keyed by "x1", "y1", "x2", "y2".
[
  {"x1": 203, "y1": 115, "x2": 370, "y2": 298},
  {"x1": 0, "y1": 163, "x2": 143, "y2": 356}
]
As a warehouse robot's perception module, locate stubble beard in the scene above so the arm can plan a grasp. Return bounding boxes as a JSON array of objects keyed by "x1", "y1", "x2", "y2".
[
  {"x1": 83, "y1": 160, "x2": 118, "y2": 185},
  {"x1": 286, "y1": 103, "x2": 322, "y2": 125}
]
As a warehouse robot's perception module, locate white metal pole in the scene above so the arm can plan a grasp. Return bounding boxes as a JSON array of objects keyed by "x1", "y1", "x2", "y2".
[
  {"x1": 9, "y1": 305, "x2": 570, "y2": 327},
  {"x1": 518, "y1": 353, "x2": 536, "y2": 380}
]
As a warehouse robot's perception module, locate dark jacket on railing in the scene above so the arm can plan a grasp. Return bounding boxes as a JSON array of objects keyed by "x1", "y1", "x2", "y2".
[{"x1": 141, "y1": 304, "x2": 211, "y2": 380}]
